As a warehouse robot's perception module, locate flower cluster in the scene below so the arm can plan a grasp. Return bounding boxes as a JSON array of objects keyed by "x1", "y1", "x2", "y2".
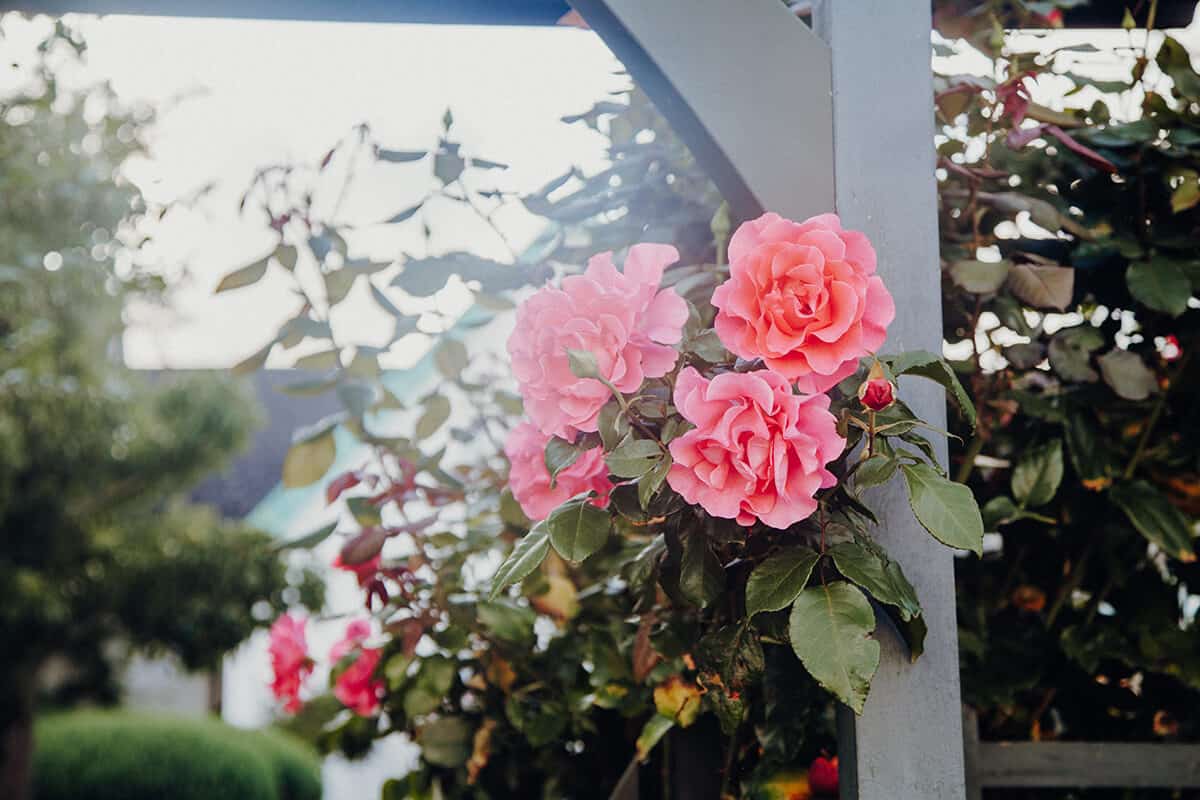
[
  {"x1": 506, "y1": 212, "x2": 894, "y2": 530},
  {"x1": 267, "y1": 614, "x2": 382, "y2": 718}
]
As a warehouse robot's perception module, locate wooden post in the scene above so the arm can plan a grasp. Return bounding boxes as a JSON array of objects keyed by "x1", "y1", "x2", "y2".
[{"x1": 813, "y1": 3, "x2": 967, "y2": 798}]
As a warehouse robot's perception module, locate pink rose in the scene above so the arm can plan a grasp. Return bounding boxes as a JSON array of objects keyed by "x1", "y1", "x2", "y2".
[
  {"x1": 268, "y1": 613, "x2": 312, "y2": 713},
  {"x1": 508, "y1": 244, "x2": 689, "y2": 438},
  {"x1": 666, "y1": 367, "x2": 845, "y2": 529},
  {"x1": 711, "y1": 213, "x2": 895, "y2": 393},
  {"x1": 330, "y1": 619, "x2": 384, "y2": 716},
  {"x1": 505, "y1": 421, "x2": 613, "y2": 521}
]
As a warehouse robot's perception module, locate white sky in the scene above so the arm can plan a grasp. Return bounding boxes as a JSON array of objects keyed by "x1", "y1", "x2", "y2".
[{"x1": 5, "y1": 14, "x2": 624, "y2": 368}]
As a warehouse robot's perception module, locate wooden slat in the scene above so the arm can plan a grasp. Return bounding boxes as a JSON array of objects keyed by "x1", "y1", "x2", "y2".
[
  {"x1": 976, "y1": 741, "x2": 1200, "y2": 789},
  {"x1": 814, "y1": 2, "x2": 967, "y2": 798}
]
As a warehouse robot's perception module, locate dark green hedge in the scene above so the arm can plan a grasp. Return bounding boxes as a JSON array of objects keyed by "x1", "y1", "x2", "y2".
[{"x1": 33, "y1": 711, "x2": 321, "y2": 800}]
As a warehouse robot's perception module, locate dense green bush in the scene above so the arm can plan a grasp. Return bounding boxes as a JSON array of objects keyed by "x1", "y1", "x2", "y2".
[{"x1": 32, "y1": 712, "x2": 321, "y2": 800}]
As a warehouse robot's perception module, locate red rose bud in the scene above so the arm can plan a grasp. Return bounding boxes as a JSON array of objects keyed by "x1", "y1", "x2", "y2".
[
  {"x1": 858, "y1": 376, "x2": 895, "y2": 411},
  {"x1": 810, "y1": 755, "x2": 839, "y2": 795}
]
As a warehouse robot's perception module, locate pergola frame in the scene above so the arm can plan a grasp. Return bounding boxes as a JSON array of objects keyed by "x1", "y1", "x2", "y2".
[
  {"x1": 570, "y1": 2, "x2": 963, "y2": 797},
  {"x1": 5, "y1": 0, "x2": 965, "y2": 796}
]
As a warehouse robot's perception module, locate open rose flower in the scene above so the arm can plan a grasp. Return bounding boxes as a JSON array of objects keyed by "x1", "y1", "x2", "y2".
[
  {"x1": 712, "y1": 213, "x2": 895, "y2": 393},
  {"x1": 508, "y1": 244, "x2": 688, "y2": 438},
  {"x1": 666, "y1": 367, "x2": 845, "y2": 529},
  {"x1": 268, "y1": 613, "x2": 312, "y2": 713},
  {"x1": 505, "y1": 421, "x2": 612, "y2": 521},
  {"x1": 330, "y1": 619, "x2": 384, "y2": 716}
]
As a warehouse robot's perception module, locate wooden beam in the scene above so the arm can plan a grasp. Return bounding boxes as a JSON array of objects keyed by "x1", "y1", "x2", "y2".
[
  {"x1": 976, "y1": 741, "x2": 1200, "y2": 789},
  {"x1": 812, "y1": 2, "x2": 967, "y2": 799},
  {"x1": 567, "y1": 0, "x2": 834, "y2": 223}
]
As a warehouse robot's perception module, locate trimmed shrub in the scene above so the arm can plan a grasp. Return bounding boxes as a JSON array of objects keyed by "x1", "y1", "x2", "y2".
[{"x1": 32, "y1": 711, "x2": 321, "y2": 800}]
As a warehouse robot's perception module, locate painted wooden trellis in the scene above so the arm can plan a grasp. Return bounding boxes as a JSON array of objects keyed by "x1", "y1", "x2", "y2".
[
  {"x1": 567, "y1": 2, "x2": 964, "y2": 798},
  {"x1": 5, "y1": 0, "x2": 965, "y2": 796}
]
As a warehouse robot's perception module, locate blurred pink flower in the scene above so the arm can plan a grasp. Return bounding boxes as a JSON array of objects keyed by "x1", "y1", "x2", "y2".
[
  {"x1": 712, "y1": 213, "x2": 894, "y2": 393},
  {"x1": 508, "y1": 244, "x2": 688, "y2": 438},
  {"x1": 505, "y1": 421, "x2": 612, "y2": 521},
  {"x1": 268, "y1": 614, "x2": 312, "y2": 713},
  {"x1": 330, "y1": 619, "x2": 383, "y2": 716},
  {"x1": 667, "y1": 367, "x2": 845, "y2": 529}
]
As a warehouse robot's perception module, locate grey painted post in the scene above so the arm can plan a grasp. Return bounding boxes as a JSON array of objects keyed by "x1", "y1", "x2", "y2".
[{"x1": 813, "y1": 2, "x2": 966, "y2": 798}]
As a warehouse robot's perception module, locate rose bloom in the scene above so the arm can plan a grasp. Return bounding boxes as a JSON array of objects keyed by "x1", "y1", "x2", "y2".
[
  {"x1": 268, "y1": 614, "x2": 312, "y2": 713},
  {"x1": 711, "y1": 213, "x2": 895, "y2": 393},
  {"x1": 667, "y1": 367, "x2": 845, "y2": 529},
  {"x1": 330, "y1": 619, "x2": 384, "y2": 716},
  {"x1": 507, "y1": 243, "x2": 688, "y2": 439},
  {"x1": 505, "y1": 421, "x2": 613, "y2": 521}
]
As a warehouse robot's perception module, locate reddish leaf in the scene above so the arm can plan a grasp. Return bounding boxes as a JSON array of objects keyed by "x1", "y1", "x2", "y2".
[{"x1": 326, "y1": 470, "x2": 364, "y2": 505}]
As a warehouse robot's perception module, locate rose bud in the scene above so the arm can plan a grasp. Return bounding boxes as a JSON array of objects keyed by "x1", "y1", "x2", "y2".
[
  {"x1": 810, "y1": 754, "x2": 839, "y2": 795},
  {"x1": 857, "y1": 363, "x2": 895, "y2": 412}
]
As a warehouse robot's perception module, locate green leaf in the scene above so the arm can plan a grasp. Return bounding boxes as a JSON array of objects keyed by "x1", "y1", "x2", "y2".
[
  {"x1": 788, "y1": 581, "x2": 880, "y2": 714},
  {"x1": 638, "y1": 455, "x2": 672, "y2": 509},
  {"x1": 828, "y1": 541, "x2": 920, "y2": 621},
  {"x1": 293, "y1": 349, "x2": 340, "y2": 371},
  {"x1": 416, "y1": 394, "x2": 452, "y2": 438},
  {"x1": 417, "y1": 717, "x2": 472, "y2": 768},
  {"x1": 432, "y1": 338, "x2": 469, "y2": 379},
  {"x1": 606, "y1": 438, "x2": 663, "y2": 478},
  {"x1": 900, "y1": 462, "x2": 984, "y2": 554},
  {"x1": 1007, "y1": 263, "x2": 1074, "y2": 310},
  {"x1": 215, "y1": 255, "x2": 270, "y2": 293},
  {"x1": 1126, "y1": 259, "x2": 1191, "y2": 317},
  {"x1": 1098, "y1": 349, "x2": 1157, "y2": 401},
  {"x1": 888, "y1": 352, "x2": 976, "y2": 430},
  {"x1": 489, "y1": 524, "x2": 551, "y2": 599},
  {"x1": 854, "y1": 455, "x2": 899, "y2": 489},
  {"x1": 1011, "y1": 439, "x2": 1064, "y2": 508},
  {"x1": 635, "y1": 715, "x2": 674, "y2": 762},
  {"x1": 275, "y1": 521, "x2": 337, "y2": 551},
  {"x1": 347, "y1": 496, "x2": 382, "y2": 527},
  {"x1": 376, "y1": 148, "x2": 426, "y2": 163},
  {"x1": 744, "y1": 547, "x2": 820, "y2": 616},
  {"x1": 597, "y1": 402, "x2": 631, "y2": 451},
  {"x1": 233, "y1": 341, "x2": 274, "y2": 376},
  {"x1": 476, "y1": 600, "x2": 535, "y2": 647},
  {"x1": 680, "y1": 530, "x2": 724, "y2": 608},
  {"x1": 1048, "y1": 325, "x2": 1103, "y2": 382},
  {"x1": 383, "y1": 202, "x2": 424, "y2": 224},
  {"x1": 274, "y1": 243, "x2": 299, "y2": 271},
  {"x1": 282, "y1": 424, "x2": 337, "y2": 488},
  {"x1": 688, "y1": 330, "x2": 729, "y2": 363},
  {"x1": 1110, "y1": 480, "x2": 1195, "y2": 561},
  {"x1": 544, "y1": 437, "x2": 582, "y2": 486},
  {"x1": 546, "y1": 498, "x2": 611, "y2": 562},
  {"x1": 949, "y1": 259, "x2": 1010, "y2": 294}
]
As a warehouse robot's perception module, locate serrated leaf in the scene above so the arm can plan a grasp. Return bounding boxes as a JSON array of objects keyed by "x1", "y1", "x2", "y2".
[
  {"x1": 679, "y1": 530, "x2": 724, "y2": 608},
  {"x1": 1048, "y1": 325, "x2": 1103, "y2": 382},
  {"x1": 489, "y1": 524, "x2": 550, "y2": 599},
  {"x1": 638, "y1": 456, "x2": 672, "y2": 509},
  {"x1": 1007, "y1": 263, "x2": 1074, "y2": 310},
  {"x1": 788, "y1": 581, "x2": 880, "y2": 714},
  {"x1": 745, "y1": 547, "x2": 820, "y2": 616},
  {"x1": 544, "y1": 437, "x2": 581, "y2": 486},
  {"x1": 828, "y1": 541, "x2": 920, "y2": 621},
  {"x1": 1098, "y1": 348, "x2": 1157, "y2": 401},
  {"x1": 1110, "y1": 480, "x2": 1195, "y2": 561},
  {"x1": 1126, "y1": 259, "x2": 1191, "y2": 317},
  {"x1": 949, "y1": 259, "x2": 1010, "y2": 294},
  {"x1": 854, "y1": 455, "x2": 898, "y2": 488},
  {"x1": 1011, "y1": 439, "x2": 1064, "y2": 507},
  {"x1": 546, "y1": 498, "x2": 610, "y2": 562},
  {"x1": 888, "y1": 352, "x2": 976, "y2": 430},
  {"x1": 606, "y1": 438, "x2": 662, "y2": 478},
  {"x1": 901, "y1": 462, "x2": 984, "y2": 554},
  {"x1": 215, "y1": 255, "x2": 270, "y2": 293},
  {"x1": 416, "y1": 394, "x2": 452, "y2": 438},
  {"x1": 597, "y1": 402, "x2": 630, "y2": 451}
]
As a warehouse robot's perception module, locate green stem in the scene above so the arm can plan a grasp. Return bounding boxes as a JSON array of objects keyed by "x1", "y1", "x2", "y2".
[
  {"x1": 1124, "y1": 351, "x2": 1189, "y2": 480},
  {"x1": 955, "y1": 434, "x2": 985, "y2": 484},
  {"x1": 718, "y1": 715, "x2": 743, "y2": 800}
]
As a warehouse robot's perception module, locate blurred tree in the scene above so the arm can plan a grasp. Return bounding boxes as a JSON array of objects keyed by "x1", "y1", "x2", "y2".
[{"x1": 0, "y1": 21, "x2": 322, "y2": 800}]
